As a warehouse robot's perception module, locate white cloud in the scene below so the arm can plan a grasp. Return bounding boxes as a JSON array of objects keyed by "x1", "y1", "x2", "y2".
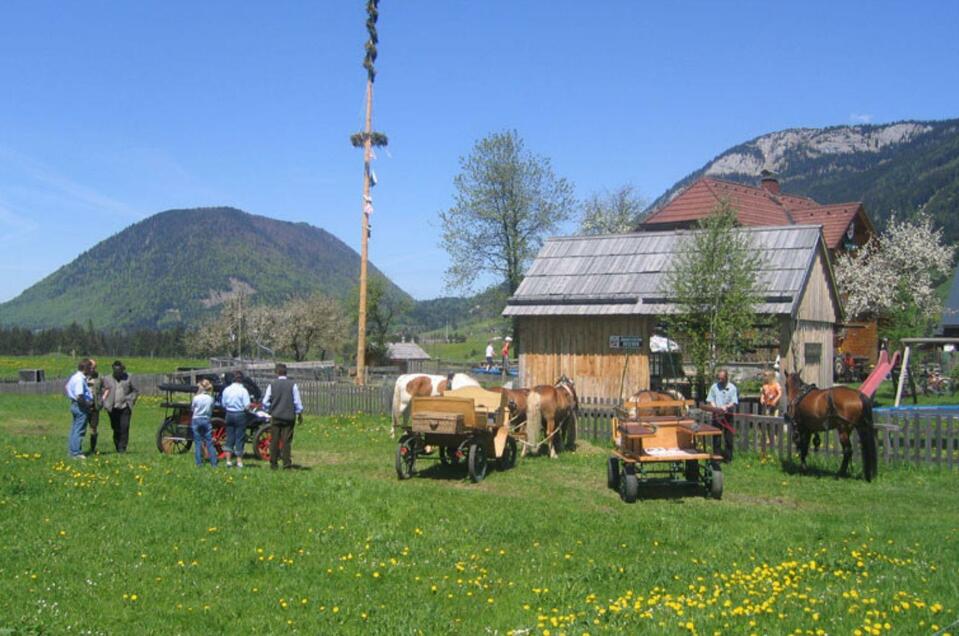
[{"x1": 849, "y1": 113, "x2": 874, "y2": 124}]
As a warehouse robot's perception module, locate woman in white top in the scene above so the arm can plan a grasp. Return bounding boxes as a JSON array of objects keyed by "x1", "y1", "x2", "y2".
[{"x1": 191, "y1": 379, "x2": 218, "y2": 467}]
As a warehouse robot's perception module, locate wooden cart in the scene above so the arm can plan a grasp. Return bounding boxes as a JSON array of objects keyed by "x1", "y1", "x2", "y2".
[
  {"x1": 607, "y1": 399, "x2": 725, "y2": 503},
  {"x1": 395, "y1": 386, "x2": 519, "y2": 483}
]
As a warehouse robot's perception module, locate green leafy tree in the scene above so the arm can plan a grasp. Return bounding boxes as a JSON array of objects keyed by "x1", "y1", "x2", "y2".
[
  {"x1": 661, "y1": 199, "x2": 764, "y2": 395},
  {"x1": 350, "y1": 277, "x2": 412, "y2": 364},
  {"x1": 440, "y1": 130, "x2": 576, "y2": 294},
  {"x1": 578, "y1": 184, "x2": 647, "y2": 235}
]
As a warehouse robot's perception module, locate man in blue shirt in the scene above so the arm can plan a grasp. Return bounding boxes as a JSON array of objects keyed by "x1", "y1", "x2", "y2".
[
  {"x1": 706, "y1": 369, "x2": 738, "y2": 462},
  {"x1": 262, "y1": 363, "x2": 304, "y2": 470},
  {"x1": 65, "y1": 359, "x2": 94, "y2": 459}
]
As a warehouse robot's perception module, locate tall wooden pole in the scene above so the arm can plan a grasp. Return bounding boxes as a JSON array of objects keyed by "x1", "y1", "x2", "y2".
[
  {"x1": 353, "y1": 0, "x2": 383, "y2": 386},
  {"x1": 356, "y1": 80, "x2": 373, "y2": 386}
]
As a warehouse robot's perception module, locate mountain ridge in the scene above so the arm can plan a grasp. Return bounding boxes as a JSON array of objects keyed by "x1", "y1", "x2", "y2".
[
  {"x1": 0, "y1": 206, "x2": 411, "y2": 330},
  {"x1": 649, "y1": 118, "x2": 959, "y2": 240}
]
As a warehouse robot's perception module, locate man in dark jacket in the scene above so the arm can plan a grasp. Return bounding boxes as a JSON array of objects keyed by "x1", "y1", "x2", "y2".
[
  {"x1": 262, "y1": 363, "x2": 303, "y2": 470},
  {"x1": 101, "y1": 360, "x2": 139, "y2": 453}
]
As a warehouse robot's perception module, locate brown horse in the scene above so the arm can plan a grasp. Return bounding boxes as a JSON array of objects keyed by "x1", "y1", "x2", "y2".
[
  {"x1": 489, "y1": 387, "x2": 530, "y2": 428},
  {"x1": 784, "y1": 371, "x2": 877, "y2": 481},
  {"x1": 526, "y1": 375, "x2": 579, "y2": 458},
  {"x1": 627, "y1": 389, "x2": 687, "y2": 418}
]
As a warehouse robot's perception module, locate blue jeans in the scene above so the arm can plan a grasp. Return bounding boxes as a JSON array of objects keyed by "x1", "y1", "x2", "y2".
[
  {"x1": 68, "y1": 401, "x2": 88, "y2": 457},
  {"x1": 225, "y1": 411, "x2": 248, "y2": 458},
  {"x1": 192, "y1": 416, "x2": 218, "y2": 467}
]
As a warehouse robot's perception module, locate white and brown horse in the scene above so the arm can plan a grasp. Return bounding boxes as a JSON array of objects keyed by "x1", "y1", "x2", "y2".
[
  {"x1": 526, "y1": 375, "x2": 579, "y2": 458},
  {"x1": 390, "y1": 373, "x2": 481, "y2": 437}
]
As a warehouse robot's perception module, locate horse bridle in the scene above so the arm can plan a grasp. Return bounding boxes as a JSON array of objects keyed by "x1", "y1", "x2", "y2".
[{"x1": 556, "y1": 375, "x2": 579, "y2": 412}]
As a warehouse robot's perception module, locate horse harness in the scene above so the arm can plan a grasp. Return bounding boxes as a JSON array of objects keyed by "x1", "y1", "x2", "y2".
[{"x1": 790, "y1": 382, "x2": 851, "y2": 427}]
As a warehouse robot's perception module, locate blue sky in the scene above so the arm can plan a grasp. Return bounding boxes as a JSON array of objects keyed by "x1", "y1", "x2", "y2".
[{"x1": 1, "y1": 1, "x2": 957, "y2": 303}]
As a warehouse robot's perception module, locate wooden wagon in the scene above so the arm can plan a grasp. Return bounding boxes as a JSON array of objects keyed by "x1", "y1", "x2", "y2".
[
  {"x1": 395, "y1": 386, "x2": 519, "y2": 483},
  {"x1": 607, "y1": 399, "x2": 725, "y2": 503}
]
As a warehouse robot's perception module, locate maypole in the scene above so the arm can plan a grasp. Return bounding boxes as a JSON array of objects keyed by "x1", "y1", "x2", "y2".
[{"x1": 351, "y1": 0, "x2": 387, "y2": 385}]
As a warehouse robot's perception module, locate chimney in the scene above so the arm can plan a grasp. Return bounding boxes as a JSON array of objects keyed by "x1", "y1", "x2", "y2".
[{"x1": 760, "y1": 169, "x2": 780, "y2": 195}]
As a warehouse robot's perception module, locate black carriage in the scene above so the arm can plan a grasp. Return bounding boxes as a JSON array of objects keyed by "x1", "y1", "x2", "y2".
[{"x1": 155, "y1": 373, "x2": 276, "y2": 461}]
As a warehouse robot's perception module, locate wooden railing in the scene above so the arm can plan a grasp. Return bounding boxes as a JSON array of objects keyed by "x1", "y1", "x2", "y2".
[{"x1": 4, "y1": 378, "x2": 957, "y2": 467}]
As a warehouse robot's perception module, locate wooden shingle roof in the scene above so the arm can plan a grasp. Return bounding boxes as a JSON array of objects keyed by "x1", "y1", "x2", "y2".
[{"x1": 504, "y1": 225, "x2": 836, "y2": 318}]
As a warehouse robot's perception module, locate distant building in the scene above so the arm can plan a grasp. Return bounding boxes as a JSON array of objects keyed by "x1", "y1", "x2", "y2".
[
  {"x1": 386, "y1": 341, "x2": 431, "y2": 373},
  {"x1": 642, "y1": 172, "x2": 878, "y2": 363},
  {"x1": 504, "y1": 225, "x2": 842, "y2": 398}
]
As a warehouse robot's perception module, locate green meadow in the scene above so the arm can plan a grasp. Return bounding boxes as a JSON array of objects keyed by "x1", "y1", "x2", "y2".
[
  {"x1": 0, "y1": 393, "x2": 956, "y2": 635},
  {"x1": 0, "y1": 354, "x2": 207, "y2": 381}
]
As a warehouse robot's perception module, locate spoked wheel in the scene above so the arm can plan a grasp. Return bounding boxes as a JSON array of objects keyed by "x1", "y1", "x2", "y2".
[
  {"x1": 498, "y1": 437, "x2": 518, "y2": 470},
  {"x1": 395, "y1": 435, "x2": 417, "y2": 480},
  {"x1": 708, "y1": 462, "x2": 724, "y2": 500},
  {"x1": 619, "y1": 463, "x2": 639, "y2": 503},
  {"x1": 684, "y1": 460, "x2": 700, "y2": 482},
  {"x1": 467, "y1": 441, "x2": 488, "y2": 483},
  {"x1": 607, "y1": 457, "x2": 621, "y2": 491},
  {"x1": 156, "y1": 417, "x2": 191, "y2": 454},
  {"x1": 439, "y1": 446, "x2": 463, "y2": 466},
  {"x1": 211, "y1": 418, "x2": 227, "y2": 459},
  {"x1": 254, "y1": 423, "x2": 272, "y2": 461}
]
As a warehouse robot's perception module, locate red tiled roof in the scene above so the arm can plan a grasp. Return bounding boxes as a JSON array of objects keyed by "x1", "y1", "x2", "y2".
[
  {"x1": 791, "y1": 203, "x2": 864, "y2": 248},
  {"x1": 642, "y1": 177, "x2": 868, "y2": 248},
  {"x1": 644, "y1": 178, "x2": 792, "y2": 226}
]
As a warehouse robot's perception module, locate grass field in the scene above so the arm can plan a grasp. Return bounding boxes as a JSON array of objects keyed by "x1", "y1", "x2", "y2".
[
  {"x1": 0, "y1": 354, "x2": 207, "y2": 381},
  {"x1": 421, "y1": 318, "x2": 511, "y2": 364},
  {"x1": 1, "y1": 394, "x2": 957, "y2": 635}
]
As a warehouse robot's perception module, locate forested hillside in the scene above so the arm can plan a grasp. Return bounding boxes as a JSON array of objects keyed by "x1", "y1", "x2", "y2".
[{"x1": 0, "y1": 207, "x2": 410, "y2": 330}]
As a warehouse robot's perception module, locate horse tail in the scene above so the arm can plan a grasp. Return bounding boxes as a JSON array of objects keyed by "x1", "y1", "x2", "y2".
[
  {"x1": 526, "y1": 390, "x2": 542, "y2": 451},
  {"x1": 858, "y1": 393, "x2": 878, "y2": 482}
]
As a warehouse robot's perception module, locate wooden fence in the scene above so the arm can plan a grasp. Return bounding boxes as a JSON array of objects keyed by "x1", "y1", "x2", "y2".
[
  {"x1": 0, "y1": 373, "x2": 167, "y2": 397},
  {"x1": 575, "y1": 397, "x2": 958, "y2": 468},
  {"x1": 4, "y1": 377, "x2": 957, "y2": 467}
]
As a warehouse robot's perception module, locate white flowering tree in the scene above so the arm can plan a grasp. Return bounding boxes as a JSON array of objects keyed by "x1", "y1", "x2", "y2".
[
  {"x1": 835, "y1": 213, "x2": 954, "y2": 339},
  {"x1": 578, "y1": 184, "x2": 647, "y2": 235}
]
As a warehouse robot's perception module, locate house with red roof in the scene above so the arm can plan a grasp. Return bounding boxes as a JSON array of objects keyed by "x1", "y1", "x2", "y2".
[
  {"x1": 641, "y1": 172, "x2": 879, "y2": 367},
  {"x1": 640, "y1": 171, "x2": 875, "y2": 256}
]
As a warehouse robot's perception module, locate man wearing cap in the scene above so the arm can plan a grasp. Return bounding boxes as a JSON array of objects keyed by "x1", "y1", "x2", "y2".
[{"x1": 262, "y1": 363, "x2": 304, "y2": 470}]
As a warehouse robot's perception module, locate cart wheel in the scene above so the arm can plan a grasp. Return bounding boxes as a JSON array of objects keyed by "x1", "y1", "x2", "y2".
[
  {"x1": 156, "y1": 417, "x2": 191, "y2": 454},
  {"x1": 619, "y1": 466, "x2": 639, "y2": 504},
  {"x1": 709, "y1": 465, "x2": 724, "y2": 500},
  {"x1": 467, "y1": 442, "x2": 488, "y2": 483},
  {"x1": 684, "y1": 460, "x2": 700, "y2": 482},
  {"x1": 498, "y1": 437, "x2": 518, "y2": 470},
  {"x1": 395, "y1": 435, "x2": 417, "y2": 480},
  {"x1": 254, "y1": 423, "x2": 272, "y2": 461},
  {"x1": 211, "y1": 418, "x2": 227, "y2": 458},
  {"x1": 439, "y1": 446, "x2": 462, "y2": 466},
  {"x1": 607, "y1": 457, "x2": 621, "y2": 491}
]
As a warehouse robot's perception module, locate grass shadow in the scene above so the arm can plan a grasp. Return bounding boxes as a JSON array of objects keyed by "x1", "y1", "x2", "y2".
[
  {"x1": 779, "y1": 457, "x2": 842, "y2": 479},
  {"x1": 636, "y1": 481, "x2": 704, "y2": 502}
]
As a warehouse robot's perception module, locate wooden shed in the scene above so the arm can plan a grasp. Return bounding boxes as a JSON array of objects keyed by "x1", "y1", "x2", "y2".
[{"x1": 503, "y1": 225, "x2": 842, "y2": 398}]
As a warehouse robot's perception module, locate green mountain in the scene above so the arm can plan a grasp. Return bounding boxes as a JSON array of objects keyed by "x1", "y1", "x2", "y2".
[
  {"x1": 650, "y1": 119, "x2": 959, "y2": 240},
  {"x1": 0, "y1": 207, "x2": 411, "y2": 329}
]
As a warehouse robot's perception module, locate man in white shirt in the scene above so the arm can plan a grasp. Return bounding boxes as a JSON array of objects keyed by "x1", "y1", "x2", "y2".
[
  {"x1": 220, "y1": 371, "x2": 252, "y2": 468},
  {"x1": 65, "y1": 359, "x2": 94, "y2": 459},
  {"x1": 485, "y1": 342, "x2": 495, "y2": 371}
]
